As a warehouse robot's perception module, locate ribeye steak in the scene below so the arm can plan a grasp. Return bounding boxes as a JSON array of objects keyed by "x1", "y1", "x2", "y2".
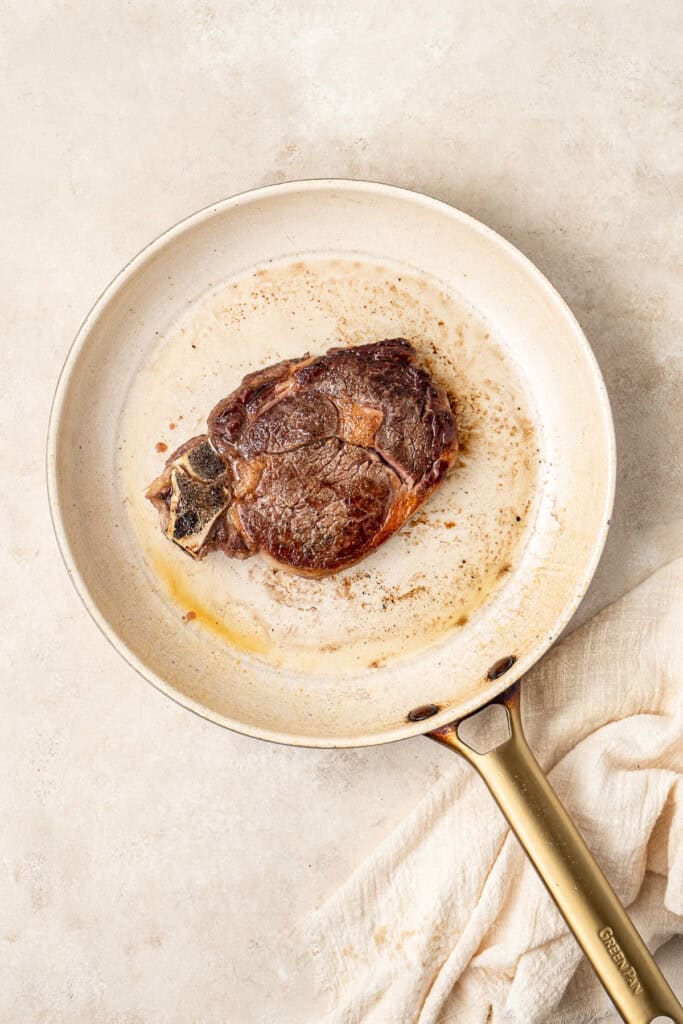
[{"x1": 146, "y1": 339, "x2": 458, "y2": 576}]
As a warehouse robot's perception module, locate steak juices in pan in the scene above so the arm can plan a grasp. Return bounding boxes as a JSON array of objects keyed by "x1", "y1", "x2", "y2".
[{"x1": 49, "y1": 181, "x2": 683, "y2": 1023}]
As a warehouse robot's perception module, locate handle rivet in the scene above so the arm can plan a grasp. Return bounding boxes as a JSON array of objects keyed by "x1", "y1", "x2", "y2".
[
  {"x1": 487, "y1": 655, "x2": 517, "y2": 680},
  {"x1": 407, "y1": 703, "x2": 440, "y2": 722}
]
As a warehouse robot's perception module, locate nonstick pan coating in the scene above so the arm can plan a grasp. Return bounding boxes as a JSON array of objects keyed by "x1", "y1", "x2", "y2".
[{"x1": 48, "y1": 180, "x2": 615, "y2": 746}]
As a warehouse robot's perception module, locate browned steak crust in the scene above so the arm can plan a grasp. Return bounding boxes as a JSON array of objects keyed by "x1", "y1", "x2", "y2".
[{"x1": 146, "y1": 339, "x2": 458, "y2": 576}]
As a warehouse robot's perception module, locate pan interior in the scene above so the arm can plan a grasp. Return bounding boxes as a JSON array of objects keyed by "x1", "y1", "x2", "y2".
[
  {"x1": 49, "y1": 183, "x2": 614, "y2": 745},
  {"x1": 120, "y1": 257, "x2": 537, "y2": 676}
]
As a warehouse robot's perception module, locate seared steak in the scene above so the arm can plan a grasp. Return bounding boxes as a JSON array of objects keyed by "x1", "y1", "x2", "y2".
[{"x1": 146, "y1": 339, "x2": 458, "y2": 576}]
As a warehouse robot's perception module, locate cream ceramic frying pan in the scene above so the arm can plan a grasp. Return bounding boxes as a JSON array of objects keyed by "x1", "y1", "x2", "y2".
[{"x1": 47, "y1": 181, "x2": 682, "y2": 1022}]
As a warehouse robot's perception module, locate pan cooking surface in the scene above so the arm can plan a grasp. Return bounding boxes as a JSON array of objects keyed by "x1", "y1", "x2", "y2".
[
  {"x1": 119, "y1": 257, "x2": 539, "y2": 675},
  {"x1": 49, "y1": 181, "x2": 614, "y2": 743}
]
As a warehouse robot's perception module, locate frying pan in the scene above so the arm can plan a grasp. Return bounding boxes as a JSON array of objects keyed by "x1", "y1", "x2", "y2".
[{"x1": 47, "y1": 180, "x2": 682, "y2": 1023}]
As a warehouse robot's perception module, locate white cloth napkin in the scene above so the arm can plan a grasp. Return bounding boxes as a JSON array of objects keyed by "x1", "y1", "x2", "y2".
[{"x1": 308, "y1": 559, "x2": 683, "y2": 1023}]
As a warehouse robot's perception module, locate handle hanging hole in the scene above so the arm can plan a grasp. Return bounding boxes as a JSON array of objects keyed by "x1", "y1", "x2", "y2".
[{"x1": 456, "y1": 704, "x2": 511, "y2": 754}]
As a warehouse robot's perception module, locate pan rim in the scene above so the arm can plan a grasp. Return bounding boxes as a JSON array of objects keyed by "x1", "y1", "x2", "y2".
[{"x1": 46, "y1": 178, "x2": 616, "y2": 748}]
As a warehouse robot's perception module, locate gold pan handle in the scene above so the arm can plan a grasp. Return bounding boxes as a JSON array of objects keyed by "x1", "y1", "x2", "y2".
[{"x1": 429, "y1": 683, "x2": 683, "y2": 1024}]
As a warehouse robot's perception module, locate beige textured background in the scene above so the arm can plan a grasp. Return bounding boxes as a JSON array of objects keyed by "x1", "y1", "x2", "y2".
[{"x1": 2, "y1": 2, "x2": 682, "y2": 1021}]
